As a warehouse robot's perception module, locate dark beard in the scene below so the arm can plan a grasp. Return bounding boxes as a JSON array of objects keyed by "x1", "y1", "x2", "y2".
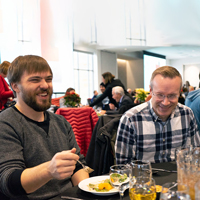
[{"x1": 22, "y1": 88, "x2": 52, "y2": 112}]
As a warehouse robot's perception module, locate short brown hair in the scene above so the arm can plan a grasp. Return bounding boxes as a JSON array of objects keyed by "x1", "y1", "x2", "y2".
[
  {"x1": 65, "y1": 87, "x2": 75, "y2": 95},
  {"x1": 7, "y1": 55, "x2": 52, "y2": 85},
  {"x1": 102, "y1": 72, "x2": 115, "y2": 85},
  {"x1": 150, "y1": 66, "x2": 182, "y2": 91},
  {"x1": 0, "y1": 61, "x2": 11, "y2": 75}
]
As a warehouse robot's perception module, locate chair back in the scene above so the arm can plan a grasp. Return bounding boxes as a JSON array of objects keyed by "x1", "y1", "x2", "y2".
[
  {"x1": 51, "y1": 96, "x2": 63, "y2": 107},
  {"x1": 56, "y1": 107, "x2": 98, "y2": 156}
]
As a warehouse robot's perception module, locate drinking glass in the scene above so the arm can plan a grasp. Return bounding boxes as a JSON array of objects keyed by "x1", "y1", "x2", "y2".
[
  {"x1": 109, "y1": 164, "x2": 131, "y2": 200},
  {"x1": 129, "y1": 176, "x2": 156, "y2": 200},
  {"x1": 176, "y1": 146, "x2": 200, "y2": 200},
  {"x1": 160, "y1": 182, "x2": 191, "y2": 200},
  {"x1": 130, "y1": 160, "x2": 152, "y2": 181},
  {"x1": 195, "y1": 180, "x2": 200, "y2": 200}
]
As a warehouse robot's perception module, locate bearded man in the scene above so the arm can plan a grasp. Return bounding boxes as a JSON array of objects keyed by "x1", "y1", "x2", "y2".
[{"x1": 0, "y1": 55, "x2": 89, "y2": 199}]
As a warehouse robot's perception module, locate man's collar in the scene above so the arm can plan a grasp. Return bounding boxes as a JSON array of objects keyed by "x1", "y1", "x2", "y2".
[{"x1": 119, "y1": 95, "x2": 124, "y2": 103}]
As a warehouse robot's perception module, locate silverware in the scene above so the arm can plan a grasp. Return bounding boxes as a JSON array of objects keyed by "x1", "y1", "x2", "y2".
[
  {"x1": 61, "y1": 196, "x2": 84, "y2": 200},
  {"x1": 152, "y1": 168, "x2": 177, "y2": 173},
  {"x1": 77, "y1": 160, "x2": 94, "y2": 173}
]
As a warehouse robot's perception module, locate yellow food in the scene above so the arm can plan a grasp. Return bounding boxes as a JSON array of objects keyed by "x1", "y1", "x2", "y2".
[
  {"x1": 98, "y1": 182, "x2": 113, "y2": 190},
  {"x1": 156, "y1": 185, "x2": 162, "y2": 193},
  {"x1": 88, "y1": 179, "x2": 113, "y2": 192}
]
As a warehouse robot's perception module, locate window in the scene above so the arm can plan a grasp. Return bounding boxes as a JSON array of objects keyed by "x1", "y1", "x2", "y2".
[{"x1": 73, "y1": 51, "x2": 94, "y2": 105}]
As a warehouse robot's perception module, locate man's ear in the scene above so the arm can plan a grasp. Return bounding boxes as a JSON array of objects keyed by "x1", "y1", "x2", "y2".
[
  {"x1": 11, "y1": 82, "x2": 19, "y2": 93},
  {"x1": 149, "y1": 85, "x2": 152, "y2": 93}
]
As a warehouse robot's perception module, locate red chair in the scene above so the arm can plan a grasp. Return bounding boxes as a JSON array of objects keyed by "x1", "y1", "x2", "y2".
[
  {"x1": 51, "y1": 96, "x2": 63, "y2": 107},
  {"x1": 56, "y1": 107, "x2": 99, "y2": 157}
]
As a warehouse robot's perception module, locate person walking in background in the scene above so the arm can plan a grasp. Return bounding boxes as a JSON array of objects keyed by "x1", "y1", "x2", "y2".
[
  {"x1": 0, "y1": 61, "x2": 14, "y2": 110},
  {"x1": 185, "y1": 87, "x2": 200, "y2": 132},
  {"x1": 89, "y1": 72, "x2": 132, "y2": 109},
  {"x1": 115, "y1": 66, "x2": 200, "y2": 164}
]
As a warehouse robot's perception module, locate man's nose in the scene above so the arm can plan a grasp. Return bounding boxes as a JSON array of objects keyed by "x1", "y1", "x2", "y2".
[
  {"x1": 162, "y1": 96, "x2": 171, "y2": 105},
  {"x1": 40, "y1": 79, "x2": 49, "y2": 89}
]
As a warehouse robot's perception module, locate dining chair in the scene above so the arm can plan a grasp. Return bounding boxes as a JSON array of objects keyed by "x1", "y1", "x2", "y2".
[{"x1": 55, "y1": 107, "x2": 99, "y2": 157}]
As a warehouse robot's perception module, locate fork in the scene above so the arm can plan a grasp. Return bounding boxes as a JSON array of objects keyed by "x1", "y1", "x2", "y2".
[{"x1": 77, "y1": 160, "x2": 94, "y2": 173}]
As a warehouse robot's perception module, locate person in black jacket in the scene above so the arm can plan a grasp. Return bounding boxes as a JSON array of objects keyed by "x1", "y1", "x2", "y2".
[{"x1": 89, "y1": 72, "x2": 130, "y2": 108}]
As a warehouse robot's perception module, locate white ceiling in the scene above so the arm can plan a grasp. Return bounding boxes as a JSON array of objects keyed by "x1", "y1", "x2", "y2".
[
  {"x1": 99, "y1": 45, "x2": 200, "y2": 60},
  {"x1": 72, "y1": 0, "x2": 200, "y2": 60}
]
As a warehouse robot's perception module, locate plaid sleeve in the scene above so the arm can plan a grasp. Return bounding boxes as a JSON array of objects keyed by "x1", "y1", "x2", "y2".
[{"x1": 115, "y1": 114, "x2": 135, "y2": 164}]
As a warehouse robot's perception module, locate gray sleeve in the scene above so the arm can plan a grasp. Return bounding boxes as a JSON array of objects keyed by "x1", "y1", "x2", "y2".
[{"x1": 59, "y1": 98, "x2": 65, "y2": 107}]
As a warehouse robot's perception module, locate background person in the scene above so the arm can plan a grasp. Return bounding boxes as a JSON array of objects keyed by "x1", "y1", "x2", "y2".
[
  {"x1": 89, "y1": 72, "x2": 132, "y2": 109},
  {"x1": 59, "y1": 87, "x2": 75, "y2": 107},
  {"x1": 90, "y1": 90, "x2": 98, "y2": 103},
  {"x1": 185, "y1": 88, "x2": 200, "y2": 132},
  {"x1": 127, "y1": 88, "x2": 132, "y2": 94},
  {"x1": 100, "y1": 86, "x2": 134, "y2": 115},
  {"x1": 115, "y1": 66, "x2": 200, "y2": 164},
  {"x1": 0, "y1": 61, "x2": 14, "y2": 110},
  {"x1": 0, "y1": 55, "x2": 89, "y2": 199}
]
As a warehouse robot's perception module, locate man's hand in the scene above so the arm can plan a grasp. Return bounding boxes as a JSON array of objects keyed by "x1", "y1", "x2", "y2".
[
  {"x1": 48, "y1": 148, "x2": 79, "y2": 180},
  {"x1": 109, "y1": 103, "x2": 115, "y2": 110},
  {"x1": 21, "y1": 148, "x2": 79, "y2": 193}
]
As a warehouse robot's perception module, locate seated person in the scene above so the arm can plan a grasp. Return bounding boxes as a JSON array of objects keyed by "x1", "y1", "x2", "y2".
[
  {"x1": 0, "y1": 55, "x2": 89, "y2": 199},
  {"x1": 101, "y1": 86, "x2": 134, "y2": 115},
  {"x1": 91, "y1": 90, "x2": 98, "y2": 103},
  {"x1": 59, "y1": 87, "x2": 75, "y2": 107},
  {"x1": 127, "y1": 88, "x2": 132, "y2": 94},
  {"x1": 92, "y1": 82, "x2": 110, "y2": 110},
  {"x1": 115, "y1": 66, "x2": 200, "y2": 164}
]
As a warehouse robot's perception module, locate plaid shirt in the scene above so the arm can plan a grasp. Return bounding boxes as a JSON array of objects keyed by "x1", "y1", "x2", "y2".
[{"x1": 115, "y1": 100, "x2": 200, "y2": 164}]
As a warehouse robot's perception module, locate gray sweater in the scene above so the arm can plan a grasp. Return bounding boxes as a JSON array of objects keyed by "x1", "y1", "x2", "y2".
[{"x1": 0, "y1": 107, "x2": 85, "y2": 200}]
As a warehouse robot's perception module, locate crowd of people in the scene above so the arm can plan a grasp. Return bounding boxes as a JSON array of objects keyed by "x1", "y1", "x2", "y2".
[{"x1": 0, "y1": 55, "x2": 200, "y2": 199}]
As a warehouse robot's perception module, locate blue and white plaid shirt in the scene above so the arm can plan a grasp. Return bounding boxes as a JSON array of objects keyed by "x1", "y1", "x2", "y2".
[{"x1": 115, "y1": 100, "x2": 200, "y2": 163}]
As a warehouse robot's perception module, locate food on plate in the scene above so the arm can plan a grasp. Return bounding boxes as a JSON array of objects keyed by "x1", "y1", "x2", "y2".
[
  {"x1": 156, "y1": 185, "x2": 162, "y2": 193},
  {"x1": 110, "y1": 173, "x2": 128, "y2": 183},
  {"x1": 88, "y1": 179, "x2": 113, "y2": 192}
]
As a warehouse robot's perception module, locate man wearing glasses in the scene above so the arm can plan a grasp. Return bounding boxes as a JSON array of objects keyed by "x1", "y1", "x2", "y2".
[{"x1": 115, "y1": 66, "x2": 200, "y2": 164}]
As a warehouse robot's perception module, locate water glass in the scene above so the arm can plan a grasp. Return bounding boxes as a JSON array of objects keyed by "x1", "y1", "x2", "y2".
[
  {"x1": 160, "y1": 182, "x2": 191, "y2": 200},
  {"x1": 130, "y1": 160, "x2": 152, "y2": 180},
  {"x1": 109, "y1": 164, "x2": 131, "y2": 200}
]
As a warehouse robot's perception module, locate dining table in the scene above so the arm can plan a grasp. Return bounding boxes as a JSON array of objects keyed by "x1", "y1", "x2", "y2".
[{"x1": 50, "y1": 162, "x2": 177, "y2": 200}]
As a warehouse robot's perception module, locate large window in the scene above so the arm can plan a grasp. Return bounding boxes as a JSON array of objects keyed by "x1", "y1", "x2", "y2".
[
  {"x1": 73, "y1": 51, "x2": 94, "y2": 105},
  {"x1": 143, "y1": 51, "x2": 166, "y2": 91}
]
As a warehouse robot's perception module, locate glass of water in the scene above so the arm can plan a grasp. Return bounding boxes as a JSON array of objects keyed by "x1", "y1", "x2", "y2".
[
  {"x1": 109, "y1": 164, "x2": 131, "y2": 200},
  {"x1": 160, "y1": 182, "x2": 191, "y2": 200}
]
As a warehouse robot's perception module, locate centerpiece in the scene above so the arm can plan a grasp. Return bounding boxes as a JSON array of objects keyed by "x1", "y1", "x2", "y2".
[
  {"x1": 64, "y1": 92, "x2": 81, "y2": 107},
  {"x1": 135, "y1": 88, "x2": 149, "y2": 103}
]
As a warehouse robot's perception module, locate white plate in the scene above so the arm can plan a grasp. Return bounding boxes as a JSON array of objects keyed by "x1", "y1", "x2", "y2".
[{"x1": 78, "y1": 175, "x2": 118, "y2": 196}]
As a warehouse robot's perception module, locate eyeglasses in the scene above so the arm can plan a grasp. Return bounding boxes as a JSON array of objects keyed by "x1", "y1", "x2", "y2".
[{"x1": 152, "y1": 92, "x2": 179, "y2": 101}]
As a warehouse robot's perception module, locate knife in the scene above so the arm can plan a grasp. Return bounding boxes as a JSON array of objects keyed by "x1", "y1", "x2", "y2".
[
  {"x1": 152, "y1": 168, "x2": 177, "y2": 173},
  {"x1": 61, "y1": 196, "x2": 84, "y2": 200}
]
